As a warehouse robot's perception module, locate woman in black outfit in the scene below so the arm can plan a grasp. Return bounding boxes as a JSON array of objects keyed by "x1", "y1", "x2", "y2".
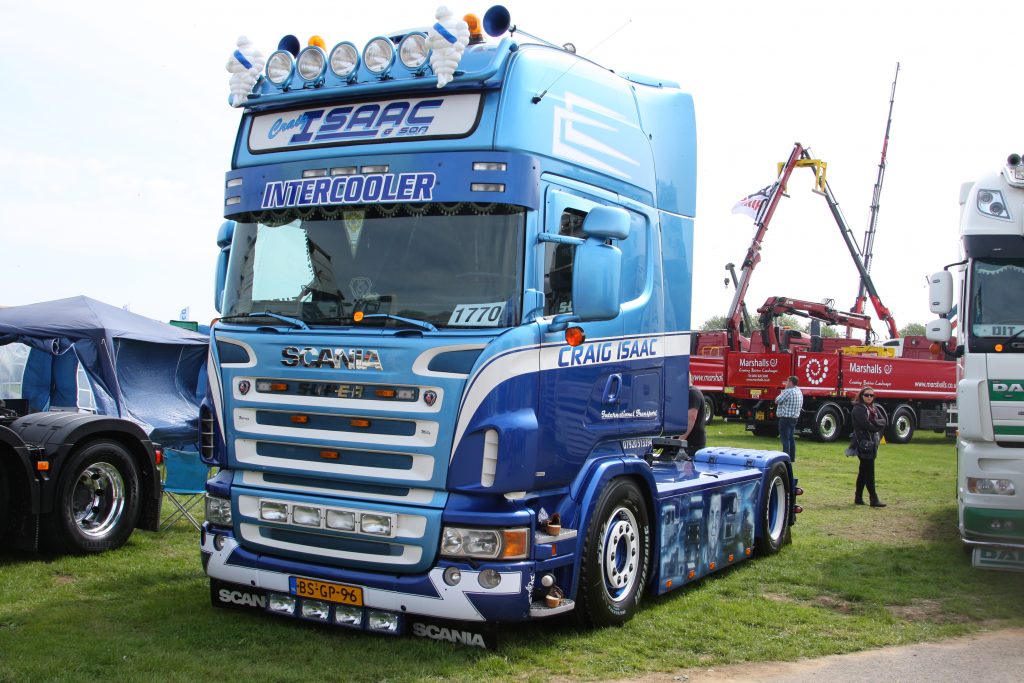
[{"x1": 851, "y1": 386, "x2": 887, "y2": 507}]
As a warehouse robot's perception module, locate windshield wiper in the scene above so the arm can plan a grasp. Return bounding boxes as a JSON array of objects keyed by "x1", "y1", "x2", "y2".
[
  {"x1": 220, "y1": 311, "x2": 310, "y2": 330},
  {"x1": 359, "y1": 313, "x2": 438, "y2": 332},
  {"x1": 1000, "y1": 326, "x2": 1024, "y2": 346}
]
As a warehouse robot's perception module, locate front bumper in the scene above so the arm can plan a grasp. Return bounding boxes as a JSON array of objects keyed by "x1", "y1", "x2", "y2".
[{"x1": 201, "y1": 525, "x2": 536, "y2": 625}]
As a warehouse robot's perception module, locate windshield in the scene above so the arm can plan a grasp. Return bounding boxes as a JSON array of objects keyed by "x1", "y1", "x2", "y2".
[
  {"x1": 969, "y1": 259, "x2": 1024, "y2": 343},
  {"x1": 222, "y1": 203, "x2": 525, "y2": 329}
]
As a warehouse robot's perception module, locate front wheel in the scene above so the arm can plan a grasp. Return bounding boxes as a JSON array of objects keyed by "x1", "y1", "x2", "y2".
[
  {"x1": 41, "y1": 440, "x2": 141, "y2": 554},
  {"x1": 702, "y1": 395, "x2": 715, "y2": 425},
  {"x1": 577, "y1": 478, "x2": 651, "y2": 627},
  {"x1": 755, "y1": 462, "x2": 792, "y2": 555},
  {"x1": 813, "y1": 405, "x2": 842, "y2": 442}
]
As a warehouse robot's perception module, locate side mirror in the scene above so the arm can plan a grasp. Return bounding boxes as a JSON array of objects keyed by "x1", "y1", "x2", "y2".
[
  {"x1": 214, "y1": 221, "x2": 236, "y2": 314},
  {"x1": 583, "y1": 205, "x2": 630, "y2": 240},
  {"x1": 926, "y1": 318, "x2": 952, "y2": 343},
  {"x1": 928, "y1": 271, "x2": 953, "y2": 315},
  {"x1": 571, "y1": 236, "x2": 622, "y2": 322}
]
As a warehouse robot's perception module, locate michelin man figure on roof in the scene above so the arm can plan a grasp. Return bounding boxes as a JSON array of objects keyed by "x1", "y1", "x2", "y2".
[{"x1": 427, "y1": 6, "x2": 470, "y2": 88}]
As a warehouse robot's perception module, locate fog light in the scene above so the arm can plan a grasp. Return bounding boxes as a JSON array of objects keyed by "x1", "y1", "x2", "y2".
[
  {"x1": 478, "y1": 569, "x2": 501, "y2": 589},
  {"x1": 213, "y1": 534, "x2": 226, "y2": 551},
  {"x1": 367, "y1": 610, "x2": 400, "y2": 633},
  {"x1": 267, "y1": 593, "x2": 296, "y2": 614},
  {"x1": 301, "y1": 600, "x2": 331, "y2": 621},
  {"x1": 260, "y1": 501, "x2": 288, "y2": 522},
  {"x1": 327, "y1": 510, "x2": 356, "y2": 531},
  {"x1": 334, "y1": 605, "x2": 363, "y2": 627},
  {"x1": 443, "y1": 566, "x2": 462, "y2": 586},
  {"x1": 361, "y1": 514, "x2": 392, "y2": 536},
  {"x1": 292, "y1": 505, "x2": 321, "y2": 527}
]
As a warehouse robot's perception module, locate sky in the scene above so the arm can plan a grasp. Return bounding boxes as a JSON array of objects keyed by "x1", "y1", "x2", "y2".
[{"x1": 2, "y1": 0, "x2": 1022, "y2": 335}]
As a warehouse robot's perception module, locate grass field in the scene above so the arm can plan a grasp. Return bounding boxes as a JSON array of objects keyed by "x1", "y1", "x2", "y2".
[{"x1": 2, "y1": 422, "x2": 1023, "y2": 682}]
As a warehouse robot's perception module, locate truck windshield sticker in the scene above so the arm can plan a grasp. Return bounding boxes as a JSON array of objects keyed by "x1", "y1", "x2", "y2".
[
  {"x1": 344, "y1": 211, "x2": 364, "y2": 257},
  {"x1": 448, "y1": 302, "x2": 506, "y2": 327},
  {"x1": 261, "y1": 172, "x2": 436, "y2": 209},
  {"x1": 249, "y1": 93, "x2": 482, "y2": 151}
]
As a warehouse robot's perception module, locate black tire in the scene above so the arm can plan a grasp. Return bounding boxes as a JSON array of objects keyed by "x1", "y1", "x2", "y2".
[
  {"x1": 577, "y1": 478, "x2": 651, "y2": 627},
  {"x1": 0, "y1": 460, "x2": 10, "y2": 542},
  {"x1": 886, "y1": 406, "x2": 916, "y2": 444},
  {"x1": 755, "y1": 462, "x2": 792, "y2": 555},
  {"x1": 813, "y1": 405, "x2": 842, "y2": 442},
  {"x1": 702, "y1": 395, "x2": 715, "y2": 425},
  {"x1": 41, "y1": 440, "x2": 141, "y2": 554}
]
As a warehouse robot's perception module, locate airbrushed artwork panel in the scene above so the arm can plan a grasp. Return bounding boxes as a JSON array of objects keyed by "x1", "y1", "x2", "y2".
[{"x1": 658, "y1": 478, "x2": 760, "y2": 591}]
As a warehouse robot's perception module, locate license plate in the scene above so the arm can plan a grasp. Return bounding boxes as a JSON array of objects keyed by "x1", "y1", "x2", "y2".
[
  {"x1": 290, "y1": 577, "x2": 364, "y2": 605},
  {"x1": 756, "y1": 411, "x2": 765, "y2": 420},
  {"x1": 972, "y1": 547, "x2": 1024, "y2": 572}
]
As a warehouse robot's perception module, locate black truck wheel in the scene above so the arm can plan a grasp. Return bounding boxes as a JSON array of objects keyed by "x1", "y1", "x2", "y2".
[
  {"x1": 41, "y1": 440, "x2": 141, "y2": 554},
  {"x1": 0, "y1": 461, "x2": 10, "y2": 541},
  {"x1": 886, "y1": 406, "x2": 916, "y2": 444},
  {"x1": 755, "y1": 462, "x2": 791, "y2": 555},
  {"x1": 813, "y1": 405, "x2": 842, "y2": 442},
  {"x1": 577, "y1": 478, "x2": 650, "y2": 627}
]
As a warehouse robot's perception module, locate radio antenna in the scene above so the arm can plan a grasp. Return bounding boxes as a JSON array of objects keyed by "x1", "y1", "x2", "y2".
[{"x1": 531, "y1": 18, "x2": 632, "y2": 104}]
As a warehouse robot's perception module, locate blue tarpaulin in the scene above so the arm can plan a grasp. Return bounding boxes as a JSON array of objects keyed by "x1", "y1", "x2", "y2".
[{"x1": 0, "y1": 296, "x2": 208, "y2": 448}]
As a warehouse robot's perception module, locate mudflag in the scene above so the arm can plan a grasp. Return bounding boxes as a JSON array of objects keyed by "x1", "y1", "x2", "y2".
[
  {"x1": 180, "y1": 306, "x2": 191, "y2": 321},
  {"x1": 731, "y1": 184, "x2": 777, "y2": 222}
]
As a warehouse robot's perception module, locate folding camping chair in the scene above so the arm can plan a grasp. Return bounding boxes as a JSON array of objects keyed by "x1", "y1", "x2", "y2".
[{"x1": 161, "y1": 448, "x2": 209, "y2": 531}]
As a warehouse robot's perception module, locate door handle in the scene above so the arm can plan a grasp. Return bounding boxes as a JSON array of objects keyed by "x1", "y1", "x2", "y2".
[{"x1": 603, "y1": 374, "x2": 622, "y2": 404}]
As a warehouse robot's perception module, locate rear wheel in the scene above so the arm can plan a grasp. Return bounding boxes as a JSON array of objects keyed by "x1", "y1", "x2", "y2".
[
  {"x1": 577, "y1": 479, "x2": 650, "y2": 627},
  {"x1": 813, "y1": 406, "x2": 842, "y2": 442},
  {"x1": 886, "y1": 406, "x2": 916, "y2": 444},
  {"x1": 756, "y1": 462, "x2": 792, "y2": 555},
  {"x1": 41, "y1": 440, "x2": 141, "y2": 554}
]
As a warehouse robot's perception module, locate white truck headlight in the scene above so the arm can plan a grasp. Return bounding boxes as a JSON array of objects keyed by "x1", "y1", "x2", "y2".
[
  {"x1": 205, "y1": 495, "x2": 232, "y2": 525},
  {"x1": 440, "y1": 526, "x2": 529, "y2": 560},
  {"x1": 967, "y1": 477, "x2": 1016, "y2": 495}
]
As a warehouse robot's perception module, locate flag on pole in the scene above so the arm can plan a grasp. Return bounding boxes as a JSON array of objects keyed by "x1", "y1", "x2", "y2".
[
  {"x1": 731, "y1": 183, "x2": 778, "y2": 222},
  {"x1": 948, "y1": 304, "x2": 958, "y2": 331},
  {"x1": 180, "y1": 306, "x2": 191, "y2": 321}
]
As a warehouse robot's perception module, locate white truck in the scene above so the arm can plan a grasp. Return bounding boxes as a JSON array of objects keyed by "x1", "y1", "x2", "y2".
[{"x1": 928, "y1": 152, "x2": 1024, "y2": 570}]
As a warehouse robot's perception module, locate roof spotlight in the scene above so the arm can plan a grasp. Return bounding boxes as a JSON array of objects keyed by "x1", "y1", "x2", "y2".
[
  {"x1": 329, "y1": 42, "x2": 360, "y2": 79},
  {"x1": 363, "y1": 37, "x2": 396, "y2": 76},
  {"x1": 265, "y1": 50, "x2": 295, "y2": 87},
  {"x1": 398, "y1": 33, "x2": 430, "y2": 71},
  {"x1": 296, "y1": 46, "x2": 327, "y2": 83}
]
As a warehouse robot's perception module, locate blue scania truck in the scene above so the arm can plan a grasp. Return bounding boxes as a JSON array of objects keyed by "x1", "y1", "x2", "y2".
[{"x1": 201, "y1": 7, "x2": 798, "y2": 646}]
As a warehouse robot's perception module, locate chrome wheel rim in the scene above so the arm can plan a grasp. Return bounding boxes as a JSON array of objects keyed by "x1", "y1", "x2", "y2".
[
  {"x1": 819, "y1": 413, "x2": 838, "y2": 439},
  {"x1": 71, "y1": 462, "x2": 126, "y2": 538},
  {"x1": 602, "y1": 506, "x2": 640, "y2": 603}
]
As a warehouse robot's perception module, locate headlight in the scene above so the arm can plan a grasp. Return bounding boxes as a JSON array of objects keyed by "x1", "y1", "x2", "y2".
[
  {"x1": 296, "y1": 46, "x2": 326, "y2": 83},
  {"x1": 967, "y1": 477, "x2": 1016, "y2": 495},
  {"x1": 265, "y1": 50, "x2": 294, "y2": 86},
  {"x1": 329, "y1": 42, "x2": 360, "y2": 79},
  {"x1": 292, "y1": 505, "x2": 322, "y2": 527},
  {"x1": 440, "y1": 526, "x2": 529, "y2": 560},
  {"x1": 205, "y1": 495, "x2": 232, "y2": 525},
  {"x1": 398, "y1": 33, "x2": 430, "y2": 70},
  {"x1": 360, "y1": 513, "x2": 392, "y2": 536},
  {"x1": 977, "y1": 189, "x2": 1011, "y2": 220},
  {"x1": 260, "y1": 500, "x2": 288, "y2": 522},
  {"x1": 363, "y1": 37, "x2": 395, "y2": 76}
]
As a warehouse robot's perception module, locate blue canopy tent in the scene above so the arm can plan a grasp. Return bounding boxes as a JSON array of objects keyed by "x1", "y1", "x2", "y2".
[{"x1": 0, "y1": 296, "x2": 208, "y2": 448}]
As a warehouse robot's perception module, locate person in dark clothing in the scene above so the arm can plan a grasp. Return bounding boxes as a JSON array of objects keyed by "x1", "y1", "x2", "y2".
[
  {"x1": 851, "y1": 386, "x2": 887, "y2": 507},
  {"x1": 684, "y1": 385, "x2": 707, "y2": 458}
]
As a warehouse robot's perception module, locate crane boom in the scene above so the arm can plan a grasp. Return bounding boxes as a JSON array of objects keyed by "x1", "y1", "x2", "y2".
[{"x1": 852, "y1": 63, "x2": 901, "y2": 332}]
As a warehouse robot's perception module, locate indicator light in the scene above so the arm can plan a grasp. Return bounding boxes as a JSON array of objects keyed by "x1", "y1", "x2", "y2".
[
  {"x1": 319, "y1": 450, "x2": 339, "y2": 459},
  {"x1": 290, "y1": 415, "x2": 309, "y2": 424},
  {"x1": 350, "y1": 418, "x2": 371, "y2": 428},
  {"x1": 565, "y1": 326, "x2": 586, "y2": 347},
  {"x1": 375, "y1": 389, "x2": 397, "y2": 398}
]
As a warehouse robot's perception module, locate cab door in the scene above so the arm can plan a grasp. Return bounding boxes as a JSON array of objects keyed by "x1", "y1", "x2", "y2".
[{"x1": 535, "y1": 181, "x2": 662, "y2": 481}]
